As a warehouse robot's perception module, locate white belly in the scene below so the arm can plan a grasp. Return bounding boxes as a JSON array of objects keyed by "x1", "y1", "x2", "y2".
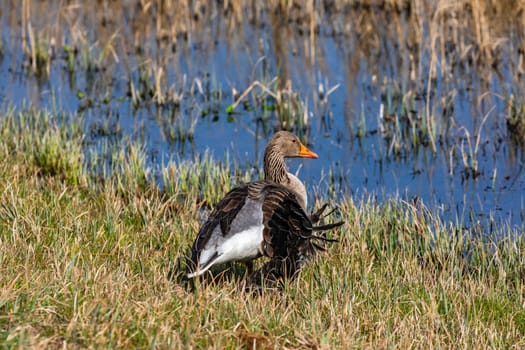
[
  {"x1": 192, "y1": 198, "x2": 265, "y2": 276},
  {"x1": 211, "y1": 225, "x2": 263, "y2": 265}
]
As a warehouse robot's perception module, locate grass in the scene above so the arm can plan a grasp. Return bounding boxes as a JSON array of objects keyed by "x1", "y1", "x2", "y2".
[
  {"x1": 1, "y1": 1, "x2": 525, "y2": 346},
  {"x1": 0, "y1": 109, "x2": 524, "y2": 348}
]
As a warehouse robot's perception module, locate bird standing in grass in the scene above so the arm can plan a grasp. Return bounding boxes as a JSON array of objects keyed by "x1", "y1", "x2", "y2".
[{"x1": 187, "y1": 131, "x2": 343, "y2": 284}]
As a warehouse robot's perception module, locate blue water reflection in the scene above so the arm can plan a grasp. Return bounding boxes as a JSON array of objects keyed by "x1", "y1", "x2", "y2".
[{"x1": 1, "y1": 3, "x2": 523, "y2": 232}]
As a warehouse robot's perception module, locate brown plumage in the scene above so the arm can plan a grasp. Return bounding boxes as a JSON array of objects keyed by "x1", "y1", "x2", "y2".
[
  {"x1": 249, "y1": 200, "x2": 343, "y2": 287},
  {"x1": 186, "y1": 131, "x2": 343, "y2": 280}
]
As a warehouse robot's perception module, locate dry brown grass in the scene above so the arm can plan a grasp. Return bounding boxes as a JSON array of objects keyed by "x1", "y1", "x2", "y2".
[{"x1": 4, "y1": 0, "x2": 524, "y2": 107}]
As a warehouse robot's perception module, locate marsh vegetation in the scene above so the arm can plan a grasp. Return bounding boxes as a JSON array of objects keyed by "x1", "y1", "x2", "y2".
[{"x1": 1, "y1": 0, "x2": 525, "y2": 348}]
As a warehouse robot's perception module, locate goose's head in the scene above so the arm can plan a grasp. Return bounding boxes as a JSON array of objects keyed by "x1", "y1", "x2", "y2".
[{"x1": 267, "y1": 131, "x2": 318, "y2": 159}]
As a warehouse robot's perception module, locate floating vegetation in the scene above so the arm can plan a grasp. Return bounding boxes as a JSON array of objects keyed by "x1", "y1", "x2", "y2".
[{"x1": 506, "y1": 95, "x2": 525, "y2": 145}]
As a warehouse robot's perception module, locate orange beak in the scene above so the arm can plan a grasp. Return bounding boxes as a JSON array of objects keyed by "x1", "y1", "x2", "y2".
[{"x1": 298, "y1": 143, "x2": 318, "y2": 159}]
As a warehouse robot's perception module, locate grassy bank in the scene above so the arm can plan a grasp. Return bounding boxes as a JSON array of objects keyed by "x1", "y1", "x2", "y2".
[{"x1": 0, "y1": 109, "x2": 524, "y2": 349}]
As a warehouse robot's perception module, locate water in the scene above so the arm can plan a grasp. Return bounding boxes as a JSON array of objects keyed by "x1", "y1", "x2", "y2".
[{"x1": 1, "y1": 1, "x2": 524, "y2": 231}]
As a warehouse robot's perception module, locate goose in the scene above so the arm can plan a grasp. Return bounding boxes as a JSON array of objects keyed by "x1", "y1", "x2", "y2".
[{"x1": 187, "y1": 131, "x2": 322, "y2": 278}]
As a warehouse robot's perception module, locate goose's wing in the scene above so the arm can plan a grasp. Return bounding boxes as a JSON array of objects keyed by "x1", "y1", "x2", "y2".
[
  {"x1": 245, "y1": 182, "x2": 315, "y2": 277},
  {"x1": 247, "y1": 183, "x2": 344, "y2": 285},
  {"x1": 188, "y1": 184, "x2": 250, "y2": 270},
  {"x1": 261, "y1": 186, "x2": 313, "y2": 259}
]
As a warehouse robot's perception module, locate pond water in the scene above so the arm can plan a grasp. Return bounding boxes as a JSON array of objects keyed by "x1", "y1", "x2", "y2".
[{"x1": 1, "y1": 1, "x2": 524, "y2": 232}]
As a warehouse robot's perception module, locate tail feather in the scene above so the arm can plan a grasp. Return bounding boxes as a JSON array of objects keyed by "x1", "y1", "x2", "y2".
[
  {"x1": 310, "y1": 203, "x2": 329, "y2": 224},
  {"x1": 310, "y1": 203, "x2": 340, "y2": 224},
  {"x1": 313, "y1": 220, "x2": 344, "y2": 231},
  {"x1": 186, "y1": 251, "x2": 220, "y2": 278}
]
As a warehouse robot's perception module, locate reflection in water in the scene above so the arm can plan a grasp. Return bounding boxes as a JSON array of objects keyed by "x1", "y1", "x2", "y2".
[{"x1": 0, "y1": 1, "x2": 524, "y2": 230}]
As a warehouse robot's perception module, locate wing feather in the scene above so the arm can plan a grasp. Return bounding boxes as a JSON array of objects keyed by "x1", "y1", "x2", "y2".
[
  {"x1": 189, "y1": 185, "x2": 250, "y2": 266},
  {"x1": 247, "y1": 185, "x2": 344, "y2": 286},
  {"x1": 188, "y1": 179, "x2": 344, "y2": 282}
]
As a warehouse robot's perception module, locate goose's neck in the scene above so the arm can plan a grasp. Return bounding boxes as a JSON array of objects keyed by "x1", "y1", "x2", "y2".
[{"x1": 263, "y1": 146, "x2": 288, "y2": 184}]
